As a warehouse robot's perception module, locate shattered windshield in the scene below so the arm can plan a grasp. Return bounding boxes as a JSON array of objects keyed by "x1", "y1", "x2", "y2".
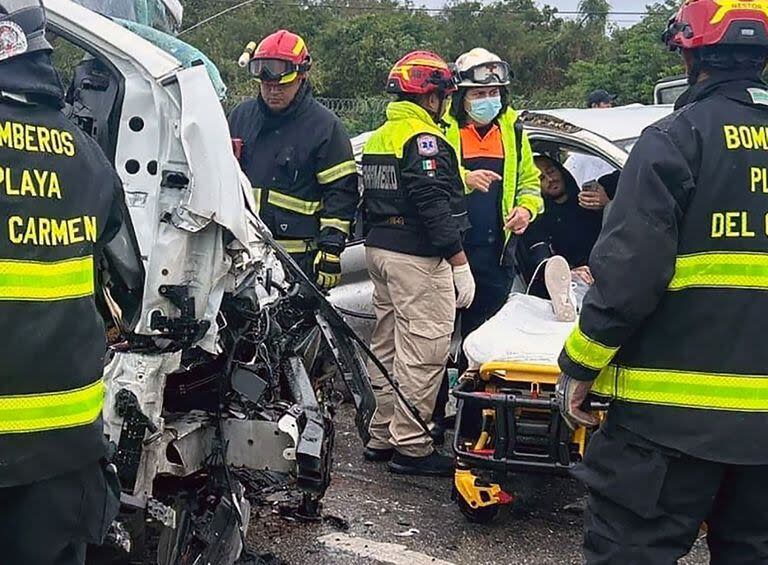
[{"x1": 71, "y1": 0, "x2": 181, "y2": 35}]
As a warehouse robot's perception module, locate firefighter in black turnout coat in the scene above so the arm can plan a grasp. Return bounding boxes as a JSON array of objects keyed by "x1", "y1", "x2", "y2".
[
  {"x1": 0, "y1": 1, "x2": 123, "y2": 563},
  {"x1": 557, "y1": 1, "x2": 768, "y2": 562},
  {"x1": 229, "y1": 29, "x2": 359, "y2": 289}
]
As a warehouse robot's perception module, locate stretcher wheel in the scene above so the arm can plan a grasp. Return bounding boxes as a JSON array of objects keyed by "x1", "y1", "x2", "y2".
[{"x1": 457, "y1": 495, "x2": 501, "y2": 524}]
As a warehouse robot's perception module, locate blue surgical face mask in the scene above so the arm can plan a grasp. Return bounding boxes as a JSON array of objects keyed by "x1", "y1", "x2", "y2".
[{"x1": 466, "y1": 96, "x2": 502, "y2": 125}]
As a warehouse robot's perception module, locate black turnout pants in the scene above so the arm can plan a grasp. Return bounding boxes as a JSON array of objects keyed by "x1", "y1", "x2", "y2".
[
  {"x1": 0, "y1": 460, "x2": 119, "y2": 565},
  {"x1": 576, "y1": 425, "x2": 768, "y2": 565}
]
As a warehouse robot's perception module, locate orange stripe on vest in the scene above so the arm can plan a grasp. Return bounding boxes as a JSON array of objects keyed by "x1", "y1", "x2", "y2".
[{"x1": 460, "y1": 123, "x2": 504, "y2": 160}]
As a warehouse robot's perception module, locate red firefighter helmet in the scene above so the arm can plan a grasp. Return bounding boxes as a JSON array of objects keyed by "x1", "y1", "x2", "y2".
[
  {"x1": 241, "y1": 30, "x2": 312, "y2": 84},
  {"x1": 386, "y1": 51, "x2": 458, "y2": 97},
  {"x1": 663, "y1": 0, "x2": 768, "y2": 51}
]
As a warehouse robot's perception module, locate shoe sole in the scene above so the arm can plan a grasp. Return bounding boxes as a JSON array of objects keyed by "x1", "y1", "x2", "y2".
[
  {"x1": 363, "y1": 450, "x2": 394, "y2": 463},
  {"x1": 545, "y1": 256, "x2": 576, "y2": 322},
  {"x1": 388, "y1": 463, "x2": 453, "y2": 477}
]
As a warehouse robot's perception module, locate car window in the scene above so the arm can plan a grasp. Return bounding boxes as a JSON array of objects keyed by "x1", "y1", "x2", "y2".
[
  {"x1": 561, "y1": 148, "x2": 617, "y2": 189},
  {"x1": 48, "y1": 30, "x2": 124, "y2": 161},
  {"x1": 657, "y1": 84, "x2": 688, "y2": 106}
]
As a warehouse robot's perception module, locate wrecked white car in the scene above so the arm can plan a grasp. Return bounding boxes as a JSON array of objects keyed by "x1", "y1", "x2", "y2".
[
  {"x1": 45, "y1": 1, "x2": 375, "y2": 563},
  {"x1": 332, "y1": 104, "x2": 675, "y2": 341}
]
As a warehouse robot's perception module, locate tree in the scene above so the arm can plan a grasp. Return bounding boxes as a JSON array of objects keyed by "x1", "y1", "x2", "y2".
[
  {"x1": 558, "y1": 1, "x2": 682, "y2": 105},
  {"x1": 177, "y1": 0, "x2": 684, "y2": 132}
]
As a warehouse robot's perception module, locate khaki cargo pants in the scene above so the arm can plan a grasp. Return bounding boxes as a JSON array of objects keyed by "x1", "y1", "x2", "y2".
[{"x1": 365, "y1": 247, "x2": 456, "y2": 457}]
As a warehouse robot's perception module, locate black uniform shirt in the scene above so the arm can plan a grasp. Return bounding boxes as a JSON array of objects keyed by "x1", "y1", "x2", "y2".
[{"x1": 365, "y1": 134, "x2": 468, "y2": 259}]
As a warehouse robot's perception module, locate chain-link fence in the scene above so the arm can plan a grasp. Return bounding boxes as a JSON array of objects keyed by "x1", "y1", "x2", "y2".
[
  {"x1": 315, "y1": 97, "x2": 389, "y2": 136},
  {"x1": 227, "y1": 95, "x2": 580, "y2": 136},
  {"x1": 225, "y1": 95, "x2": 388, "y2": 135}
]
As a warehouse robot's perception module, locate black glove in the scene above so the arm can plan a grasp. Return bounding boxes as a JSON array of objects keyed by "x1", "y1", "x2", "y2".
[{"x1": 313, "y1": 249, "x2": 342, "y2": 290}]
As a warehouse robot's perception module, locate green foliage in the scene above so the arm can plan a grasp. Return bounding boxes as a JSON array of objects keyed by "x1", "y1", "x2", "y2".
[
  {"x1": 560, "y1": 1, "x2": 683, "y2": 105},
  {"x1": 179, "y1": 0, "x2": 685, "y2": 133}
]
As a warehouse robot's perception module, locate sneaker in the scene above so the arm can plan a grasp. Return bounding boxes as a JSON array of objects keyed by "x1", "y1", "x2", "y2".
[
  {"x1": 363, "y1": 446, "x2": 394, "y2": 462},
  {"x1": 545, "y1": 256, "x2": 577, "y2": 322},
  {"x1": 388, "y1": 450, "x2": 454, "y2": 477}
]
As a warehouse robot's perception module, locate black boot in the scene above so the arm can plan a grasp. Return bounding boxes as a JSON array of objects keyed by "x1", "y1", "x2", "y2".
[
  {"x1": 363, "y1": 446, "x2": 394, "y2": 462},
  {"x1": 429, "y1": 422, "x2": 446, "y2": 446},
  {"x1": 388, "y1": 450, "x2": 454, "y2": 477}
]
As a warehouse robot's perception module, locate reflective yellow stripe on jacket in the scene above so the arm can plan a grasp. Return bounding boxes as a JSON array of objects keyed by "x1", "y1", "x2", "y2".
[
  {"x1": 0, "y1": 256, "x2": 94, "y2": 301},
  {"x1": 593, "y1": 366, "x2": 768, "y2": 411},
  {"x1": 563, "y1": 323, "x2": 619, "y2": 371},
  {"x1": 320, "y1": 217, "x2": 351, "y2": 235},
  {"x1": 317, "y1": 160, "x2": 357, "y2": 185},
  {"x1": 0, "y1": 379, "x2": 105, "y2": 434},
  {"x1": 267, "y1": 189, "x2": 322, "y2": 216},
  {"x1": 669, "y1": 252, "x2": 768, "y2": 290},
  {"x1": 580, "y1": 250, "x2": 768, "y2": 411}
]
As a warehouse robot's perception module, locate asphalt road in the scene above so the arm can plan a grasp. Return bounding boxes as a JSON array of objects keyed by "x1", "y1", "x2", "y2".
[{"x1": 248, "y1": 405, "x2": 711, "y2": 565}]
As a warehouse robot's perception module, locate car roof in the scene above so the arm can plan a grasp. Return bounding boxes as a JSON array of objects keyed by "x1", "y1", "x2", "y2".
[
  {"x1": 535, "y1": 104, "x2": 675, "y2": 143},
  {"x1": 351, "y1": 104, "x2": 674, "y2": 158}
]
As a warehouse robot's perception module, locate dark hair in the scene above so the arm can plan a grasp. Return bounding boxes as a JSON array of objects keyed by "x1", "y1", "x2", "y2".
[
  {"x1": 698, "y1": 45, "x2": 768, "y2": 73},
  {"x1": 396, "y1": 92, "x2": 441, "y2": 108},
  {"x1": 396, "y1": 93, "x2": 420, "y2": 104},
  {"x1": 449, "y1": 86, "x2": 510, "y2": 127},
  {"x1": 533, "y1": 154, "x2": 579, "y2": 197}
]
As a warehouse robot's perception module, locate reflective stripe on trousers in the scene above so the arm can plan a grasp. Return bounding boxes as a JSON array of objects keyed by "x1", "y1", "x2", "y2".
[{"x1": 275, "y1": 238, "x2": 317, "y2": 254}]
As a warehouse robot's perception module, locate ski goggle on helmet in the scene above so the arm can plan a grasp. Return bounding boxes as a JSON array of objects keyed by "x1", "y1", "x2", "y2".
[
  {"x1": 239, "y1": 30, "x2": 312, "y2": 84},
  {"x1": 248, "y1": 58, "x2": 309, "y2": 84},
  {"x1": 461, "y1": 61, "x2": 511, "y2": 85}
]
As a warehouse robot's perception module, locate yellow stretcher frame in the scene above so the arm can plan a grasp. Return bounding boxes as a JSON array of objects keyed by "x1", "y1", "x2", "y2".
[
  {"x1": 476, "y1": 361, "x2": 588, "y2": 454},
  {"x1": 452, "y1": 360, "x2": 592, "y2": 522}
]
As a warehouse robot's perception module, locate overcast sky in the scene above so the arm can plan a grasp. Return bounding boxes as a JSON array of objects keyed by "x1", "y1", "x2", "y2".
[
  {"x1": 416, "y1": 0, "x2": 646, "y2": 28},
  {"x1": 540, "y1": 0, "x2": 644, "y2": 27}
]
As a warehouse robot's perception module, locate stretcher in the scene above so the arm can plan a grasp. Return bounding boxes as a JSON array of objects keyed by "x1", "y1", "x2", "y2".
[{"x1": 452, "y1": 294, "x2": 603, "y2": 523}]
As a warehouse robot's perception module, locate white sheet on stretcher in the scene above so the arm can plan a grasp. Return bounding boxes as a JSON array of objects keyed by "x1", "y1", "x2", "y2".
[{"x1": 463, "y1": 293, "x2": 576, "y2": 369}]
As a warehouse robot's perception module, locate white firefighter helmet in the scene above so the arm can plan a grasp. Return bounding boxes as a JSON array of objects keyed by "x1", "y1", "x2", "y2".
[{"x1": 455, "y1": 47, "x2": 512, "y2": 87}]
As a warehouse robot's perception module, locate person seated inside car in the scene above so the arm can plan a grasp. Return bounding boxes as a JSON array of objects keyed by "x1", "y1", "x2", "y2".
[{"x1": 520, "y1": 154, "x2": 607, "y2": 321}]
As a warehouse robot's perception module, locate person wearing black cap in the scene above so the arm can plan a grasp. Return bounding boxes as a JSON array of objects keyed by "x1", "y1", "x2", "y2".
[
  {"x1": 586, "y1": 88, "x2": 618, "y2": 108},
  {"x1": 0, "y1": 1, "x2": 123, "y2": 563}
]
